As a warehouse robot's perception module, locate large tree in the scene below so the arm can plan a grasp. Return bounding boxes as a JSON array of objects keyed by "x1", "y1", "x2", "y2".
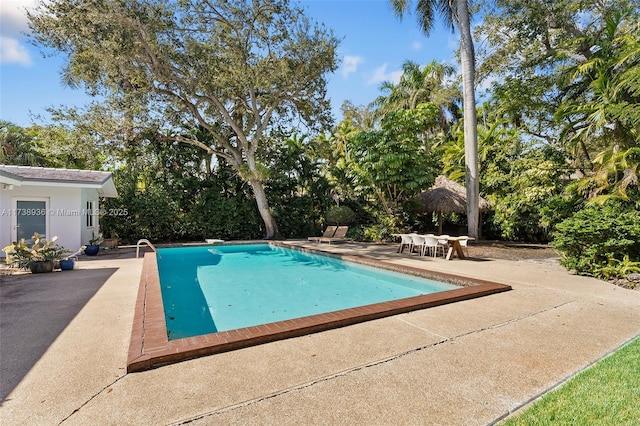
[
  {"x1": 0, "y1": 120, "x2": 103, "y2": 168},
  {"x1": 390, "y1": 0, "x2": 480, "y2": 238},
  {"x1": 477, "y1": 0, "x2": 640, "y2": 202},
  {"x1": 0, "y1": 121, "x2": 42, "y2": 166},
  {"x1": 344, "y1": 103, "x2": 442, "y2": 217},
  {"x1": 28, "y1": 0, "x2": 339, "y2": 239}
]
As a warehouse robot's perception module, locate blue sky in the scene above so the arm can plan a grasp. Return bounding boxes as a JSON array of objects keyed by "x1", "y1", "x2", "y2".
[{"x1": 0, "y1": 0, "x2": 459, "y2": 128}]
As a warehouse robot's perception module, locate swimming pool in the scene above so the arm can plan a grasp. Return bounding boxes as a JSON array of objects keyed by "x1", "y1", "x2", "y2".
[
  {"x1": 157, "y1": 244, "x2": 458, "y2": 340},
  {"x1": 127, "y1": 242, "x2": 512, "y2": 372}
]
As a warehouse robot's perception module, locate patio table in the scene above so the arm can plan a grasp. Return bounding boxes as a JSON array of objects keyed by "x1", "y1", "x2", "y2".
[{"x1": 444, "y1": 236, "x2": 474, "y2": 260}]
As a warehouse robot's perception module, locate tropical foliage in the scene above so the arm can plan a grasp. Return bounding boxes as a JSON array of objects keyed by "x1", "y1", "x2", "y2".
[
  {"x1": 2, "y1": 233, "x2": 71, "y2": 270},
  {"x1": 0, "y1": 120, "x2": 102, "y2": 168},
  {"x1": 553, "y1": 201, "x2": 640, "y2": 279},
  {"x1": 372, "y1": 60, "x2": 460, "y2": 133},
  {"x1": 474, "y1": 0, "x2": 640, "y2": 276},
  {"x1": 477, "y1": 0, "x2": 640, "y2": 202},
  {"x1": 390, "y1": 0, "x2": 480, "y2": 238},
  {"x1": 345, "y1": 103, "x2": 441, "y2": 216},
  {"x1": 7, "y1": 0, "x2": 638, "y2": 280},
  {"x1": 325, "y1": 206, "x2": 357, "y2": 226},
  {"x1": 28, "y1": 0, "x2": 339, "y2": 239}
]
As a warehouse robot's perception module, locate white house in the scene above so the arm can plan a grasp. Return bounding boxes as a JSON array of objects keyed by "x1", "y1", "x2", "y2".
[{"x1": 0, "y1": 165, "x2": 118, "y2": 255}]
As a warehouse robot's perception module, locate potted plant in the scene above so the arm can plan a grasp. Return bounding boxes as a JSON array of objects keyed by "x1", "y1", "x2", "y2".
[
  {"x1": 84, "y1": 232, "x2": 103, "y2": 256},
  {"x1": 101, "y1": 232, "x2": 119, "y2": 249},
  {"x1": 2, "y1": 233, "x2": 71, "y2": 273},
  {"x1": 59, "y1": 246, "x2": 85, "y2": 271},
  {"x1": 59, "y1": 257, "x2": 75, "y2": 271}
]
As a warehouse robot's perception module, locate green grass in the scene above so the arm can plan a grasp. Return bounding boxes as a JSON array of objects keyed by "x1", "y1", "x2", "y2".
[{"x1": 501, "y1": 337, "x2": 640, "y2": 425}]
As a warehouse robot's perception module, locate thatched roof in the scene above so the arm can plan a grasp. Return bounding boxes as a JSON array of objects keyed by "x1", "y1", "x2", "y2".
[{"x1": 417, "y1": 175, "x2": 490, "y2": 214}]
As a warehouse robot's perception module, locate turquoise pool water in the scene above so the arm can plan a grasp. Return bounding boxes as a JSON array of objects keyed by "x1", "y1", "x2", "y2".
[{"x1": 157, "y1": 244, "x2": 458, "y2": 340}]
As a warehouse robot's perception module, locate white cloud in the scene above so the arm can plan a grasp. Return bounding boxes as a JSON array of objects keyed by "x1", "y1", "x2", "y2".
[
  {"x1": 366, "y1": 63, "x2": 402, "y2": 86},
  {"x1": 1, "y1": 0, "x2": 36, "y2": 36},
  {"x1": 0, "y1": 35, "x2": 32, "y2": 65},
  {"x1": 341, "y1": 55, "x2": 363, "y2": 78},
  {"x1": 412, "y1": 40, "x2": 422, "y2": 51},
  {"x1": 0, "y1": 0, "x2": 37, "y2": 65}
]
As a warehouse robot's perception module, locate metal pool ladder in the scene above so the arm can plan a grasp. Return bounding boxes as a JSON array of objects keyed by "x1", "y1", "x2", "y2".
[{"x1": 136, "y1": 239, "x2": 157, "y2": 258}]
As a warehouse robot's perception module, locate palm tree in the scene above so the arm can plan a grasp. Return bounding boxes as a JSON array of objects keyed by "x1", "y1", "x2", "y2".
[
  {"x1": 556, "y1": 12, "x2": 640, "y2": 202},
  {"x1": 372, "y1": 59, "x2": 460, "y2": 133},
  {"x1": 0, "y1": 121, "x2": 43, "y2": 166},
  {"x1": 340, "y1": 101, "x2": 378, "y2": 131},
  {"x1": 390, "y1": 0, "x2": 480, "y2": 238}
]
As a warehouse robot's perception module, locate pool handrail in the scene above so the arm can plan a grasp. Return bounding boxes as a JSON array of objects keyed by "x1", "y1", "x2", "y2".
[{"x1": 136, "y1": 239, "x2": 157, "y2": 258}]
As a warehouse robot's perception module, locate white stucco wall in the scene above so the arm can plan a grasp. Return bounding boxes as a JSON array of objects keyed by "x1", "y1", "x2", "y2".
[
  {"x1": 81, "y1": 187, "x2": 101, "y2": 246},
  {"x1": 0, "y1": 185, "x2": 100, "y2": 255},
  {"x1": 0, "y1": 188, "x2": 11, "y2": 252}
]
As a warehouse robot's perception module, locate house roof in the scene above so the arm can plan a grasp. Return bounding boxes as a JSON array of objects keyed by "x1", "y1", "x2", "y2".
[{"x1": 0, "y1": 165, "x2": 118, "y2": 197}]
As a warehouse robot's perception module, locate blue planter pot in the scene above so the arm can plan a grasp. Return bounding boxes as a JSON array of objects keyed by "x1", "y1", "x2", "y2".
[
  {"x1": 59, "y1": 259, "x2": 75, "y2": 270},
  {"x1": 84, "y1": 245, "x2": 100, "y2": 256}
]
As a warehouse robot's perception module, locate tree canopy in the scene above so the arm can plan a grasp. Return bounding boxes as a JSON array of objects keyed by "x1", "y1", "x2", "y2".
[
  {"x1": 11, "y1": 0, "x2": 639, "y2": 279},
  {"x1": 477, "y1": 0, "x2": 640, "y2": 204},
  {"x1": 28, "y1": 0, "x2": 340, "y2": 238},
  {"x1": 390, "y1": 0, "x2": 480, "y2": 238}
]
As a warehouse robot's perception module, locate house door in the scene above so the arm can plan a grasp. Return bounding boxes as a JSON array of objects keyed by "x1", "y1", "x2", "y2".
[{"x1": 12, "y1": 198, "x2": 49, "y2": 243}]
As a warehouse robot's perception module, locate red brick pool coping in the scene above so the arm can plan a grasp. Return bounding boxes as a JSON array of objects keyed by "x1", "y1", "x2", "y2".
[{"x1": 127, "y1": 244, "x2": 512, "y2": 372}]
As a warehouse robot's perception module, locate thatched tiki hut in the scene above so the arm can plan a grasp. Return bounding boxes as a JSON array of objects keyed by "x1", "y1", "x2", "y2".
[{"x1": 417, "y1": 175, "x2": 490, "y2": 235}]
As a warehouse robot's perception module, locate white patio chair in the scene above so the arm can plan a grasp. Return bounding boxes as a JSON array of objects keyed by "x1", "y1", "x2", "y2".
[
  {"x1": 410, "y1": 234, "x2": 426, "y2": 256},
  {"x1": 397, "y1": 233, "x2": 414, "y2": 253},
  {"x1": 423, "y1": 235, "x2": 439, "y2": 257},
  {"x1": 436, "y1": 235, "x2": 450, "y2": 258}
]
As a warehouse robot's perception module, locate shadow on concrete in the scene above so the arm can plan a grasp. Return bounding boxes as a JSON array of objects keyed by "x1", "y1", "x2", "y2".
[{"x1": 0, "y1": 268, "x2": 117, "y2": 404}]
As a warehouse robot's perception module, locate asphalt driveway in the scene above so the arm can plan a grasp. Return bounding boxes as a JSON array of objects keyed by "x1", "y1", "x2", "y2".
[{"x1": 0, "y1": 268, "x2": 116, "y2": 401}]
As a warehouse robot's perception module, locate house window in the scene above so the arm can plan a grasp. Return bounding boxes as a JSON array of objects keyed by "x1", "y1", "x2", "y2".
[{"x1": 86, "y1": 201, "x2": 95, "y2": 227}]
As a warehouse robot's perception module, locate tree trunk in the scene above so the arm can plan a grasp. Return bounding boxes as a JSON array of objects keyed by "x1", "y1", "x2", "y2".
[
  {"x1": 457, "y1": 0, "x2": 480, "y2": 239},
  {"x1": 249, "y1": 179, "x2": 281, "y2": 240}
]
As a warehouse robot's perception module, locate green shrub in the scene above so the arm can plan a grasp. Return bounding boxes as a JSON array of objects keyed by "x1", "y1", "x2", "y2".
[
  {"x1": 553, "y1": 202, "x2": 640, "y2": 279},
  {"x1": 325, "y1": 205, "x2": 357, "y2": 225},
  {"x1": 361, "y1": 215, "x2": 400, "y2": 242}
]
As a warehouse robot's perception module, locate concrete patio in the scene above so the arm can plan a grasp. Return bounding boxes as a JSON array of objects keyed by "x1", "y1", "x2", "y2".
[{"x1": 1, "y1": 242, "x2": 639, "y2": 425}]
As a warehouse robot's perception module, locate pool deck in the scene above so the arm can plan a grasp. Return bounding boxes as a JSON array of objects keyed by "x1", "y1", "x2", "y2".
[{"x1": 1, "y1": 241, "x2": 639, "y2": 425}]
